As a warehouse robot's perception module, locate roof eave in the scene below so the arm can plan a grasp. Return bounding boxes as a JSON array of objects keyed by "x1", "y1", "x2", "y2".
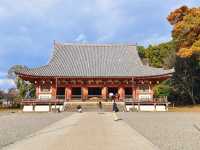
[{"x1": 16, "y1": 72, "x2": 173, "y2": 79}]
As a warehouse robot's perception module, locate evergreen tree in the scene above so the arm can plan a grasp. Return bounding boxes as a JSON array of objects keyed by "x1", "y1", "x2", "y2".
[
  {"x1": 167, "y1": 6, "x2": 200, "y2": 104},
  {"x1": 7, "y1": 65, "x2": 36, "y2": 99}
]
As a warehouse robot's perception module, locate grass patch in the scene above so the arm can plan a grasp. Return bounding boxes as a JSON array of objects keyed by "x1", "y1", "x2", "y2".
[
  {"x1": 0, "y1": 108, "x2": 21, "y2": 113},
  {"x1": 169, "y1": 104, "x2": 200, "y2": 112}
]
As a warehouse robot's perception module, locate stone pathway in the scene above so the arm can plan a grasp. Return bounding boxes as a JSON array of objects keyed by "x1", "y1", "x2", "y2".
[{"x1": 2, "y1": 112, "x2": 159, "y2": 150}]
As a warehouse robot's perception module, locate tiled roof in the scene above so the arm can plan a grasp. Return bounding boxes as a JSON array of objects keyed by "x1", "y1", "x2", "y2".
[{"x1": 16, "y1": 42, "x2": 173, "y2": 77}]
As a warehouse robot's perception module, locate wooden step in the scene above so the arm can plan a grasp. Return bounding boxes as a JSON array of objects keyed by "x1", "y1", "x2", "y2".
[{"x1": 65, "y1": 102, "x2": 126, "y2": 112}]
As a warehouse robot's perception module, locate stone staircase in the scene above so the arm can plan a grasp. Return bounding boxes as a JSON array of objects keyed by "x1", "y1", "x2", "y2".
[{"x1": 65, "y1": 102, "x2": 126, "y2": 112}]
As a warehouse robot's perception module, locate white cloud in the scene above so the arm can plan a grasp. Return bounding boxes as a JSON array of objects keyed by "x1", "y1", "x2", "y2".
[
  {"x1": 75, "y1": 34, "x2": 87, "y2": 42},
  {"x1": 0, "y1": 78, "x2": 15, "y2": 90},
  {"x1": 0, "y1": 0, "x2": 61, "y2": 20},
  {"x1": 92, "y1": 0, "x2": 135, "y2": 40},
  {"x1": 0, "y1": 0, "x2": 198, "y2": 78}
]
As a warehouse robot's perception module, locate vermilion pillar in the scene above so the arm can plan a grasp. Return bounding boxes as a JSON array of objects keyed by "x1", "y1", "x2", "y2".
[
  {"x1": 82, "y1": 87, "x2": 88, "y2": 100},
  {"x1": 132, "y1": 86, "x2": 137, "y2": 101},
  {"x1": 149, "y1": 84, "x2": 154, "y2": 100},
  {"x1": 101, "y1": 87, "x2": 107, "y2": 100},
  {"x1": 35, "y1": 82, "x2": 39, "y2": 99},
  {"x1": 51, "y1": 82, "x2": 56, "y2": 99},
  {"x1": 65, "y1": 87, "x2": 72, "y2": 100},
  {"x1": 134, "y1": 86, "x2": 139, "y2": 101},
  {"x1": 118, "y1": 87, "x2": 125, "y2": 101}
]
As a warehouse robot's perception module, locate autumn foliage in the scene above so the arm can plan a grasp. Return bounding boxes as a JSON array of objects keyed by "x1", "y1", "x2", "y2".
[{"x1": 167, "y1": 6, "x2": 200, "y2": 57}]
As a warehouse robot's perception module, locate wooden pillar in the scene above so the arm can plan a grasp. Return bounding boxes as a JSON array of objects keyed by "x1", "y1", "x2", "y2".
[
  {"x1": 51, "y1": 81, "x2": 56, "y2": 99},
  {"x1": 135, "y1": 85, "x2": 139, "y2": 101},
  {"x1": 101, "y1": 87, "x2": 107, "y2": 100},
  {"x1": 132, "y1": 86, "x2": 137, "y2": 101},
  {"x1": 82, "y1": 87, "x2": 88, "y2": 100},
  {"x1": 35, "y1": 81, "x2": 39, "y2": 99},
  {"x1": 65, "y1": 87, "x2": 72, "y2": 101},
  {"x1": 149, "y1": 84, "x2": 154, "y2": 101},
  {"x1": 118, "y1": 87, "x2": 125, "y2": 101}
]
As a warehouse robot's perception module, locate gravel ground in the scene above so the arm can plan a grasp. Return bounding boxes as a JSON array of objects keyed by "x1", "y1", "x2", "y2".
[
  {"x1": 0, "y1": 112, "x2": 73, "y2": 149},
  {"x1": 118, "y1": 112, "x2": 200, "y2": 150},
  {"x1": 0, "y1": 113, "x2": 9, "y2": 117}
]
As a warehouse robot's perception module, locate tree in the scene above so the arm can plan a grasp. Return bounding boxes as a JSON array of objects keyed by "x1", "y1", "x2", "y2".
[
  {"x1": 137, "y1": 46, "x2": 146, "y2": 59},
  {"x1": 137, "y1": 41, "x2": 176, "y2": 68},
  {"x1": 167, "y1": 6, "x2": 200, "y2": 104},
  {"x1": 0, "y1": 90, "x2": 4, "y2": 99},
  {"x1": 163, "y1": 49, "x2": 176, "y2": 69},
  {"x1": 167, "y1": 6, "x2": 200, "y2": 57},
  {"x1": 7, "y1": 65, "x2": 27, "y2": 79},
  {"x1": 153, "y1": 80, "x2": 171, "y2": 98},
  {"x1": 7, "y1": 65, "x2": 35, "y2": 99}
]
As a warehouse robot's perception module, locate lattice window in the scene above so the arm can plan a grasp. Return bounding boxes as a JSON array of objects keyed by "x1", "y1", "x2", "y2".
[
  {"x1": 139, "y1": 85, "x2": 149, "y2": 93},
  {"x1": 40, "y1": 85, "x2": 51, "y2": 93}
]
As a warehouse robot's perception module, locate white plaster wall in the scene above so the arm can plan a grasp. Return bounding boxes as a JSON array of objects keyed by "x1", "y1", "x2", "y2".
[
  {"x1": 23, "y1": 106, "x2": 34, "y2": 112},
  {"x1": 156, "y1": 105, "x2": 166, "y2": 111},
  {"x1": 126, "y1": 105, "x2": 166, "y2": 111},
  {"x1": 35, "y1": 105, "x2": 50, "y2": 112},
  {"x1": 140, "y1": 105, "x2": 155, "y2": 111},
  {"x1": 139, "y1": 94, "x2": 152, "y2": 100},
  {"x1": 39, "y1": 94, "x2": 52, "y2": 99},
  {"x1": 126, "y1": 105, "x2": 133, "y2": 111},
  {"x1": 51, "y1": 105, "x2": 64, "y2": 111}
]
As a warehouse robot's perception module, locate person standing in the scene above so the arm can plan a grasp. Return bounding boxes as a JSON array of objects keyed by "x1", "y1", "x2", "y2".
[
  {"x1": 112, "y1": 101, "x2": 119, "y2": 121},
  {"x1": 98, "y1": 101, "x2": 103, "y2": 113},
  {"x1": 77, "y1": 105, "x2": 82, "y2": 113}
]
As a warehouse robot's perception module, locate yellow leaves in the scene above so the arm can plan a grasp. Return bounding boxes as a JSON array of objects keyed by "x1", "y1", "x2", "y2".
[
  {"x1": 192, "y1": 39, "x2": 200, "y2": 47},
  {"x1": 168, "y1": 6, "x2": 200, "y2": 58},
  {"x1": 191, "y1": 39, "x2": 200, "y2": 53},
  {"x1": 177, "y1": 39, "x2": 200, "y2": 57},
  {"x1": 177, "y1": 48, "x2": 193, "y2": 57},
  {"x1": 167, "y1": 5, "x2": 189, "y2": 25},
  {"x1": 191, "y1": 46, "x2": 200, "y2": 53}
]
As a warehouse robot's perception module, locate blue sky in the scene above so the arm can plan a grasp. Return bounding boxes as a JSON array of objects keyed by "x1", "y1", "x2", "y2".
[{"x1": 0, "y1": 0, "x2": 199, "y2": 90}]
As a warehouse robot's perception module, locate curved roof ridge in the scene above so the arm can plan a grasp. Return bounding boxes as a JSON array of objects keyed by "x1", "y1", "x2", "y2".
[
  {"x1": 54, "y1": 41, "x2": 137, "y2": 47},
  {"x1": 16, "y1": 41, "x2": 174, "y2": 77}
]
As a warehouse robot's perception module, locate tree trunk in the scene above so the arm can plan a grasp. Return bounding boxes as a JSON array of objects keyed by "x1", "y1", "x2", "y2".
[{"x1": 191, "y1": 97, "x2": 196, "y2": 105}]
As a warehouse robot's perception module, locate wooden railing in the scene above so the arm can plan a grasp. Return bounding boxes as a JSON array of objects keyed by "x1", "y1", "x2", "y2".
[
  {"x1": 22, "y1": 99, "x2": 65, "y2": 105},
  {"x1": 125, "y1": 97, "x2": 168, "y2": 105},
  {"x1": 56, "y1": 95, "x2": 65, "y2": 99}
]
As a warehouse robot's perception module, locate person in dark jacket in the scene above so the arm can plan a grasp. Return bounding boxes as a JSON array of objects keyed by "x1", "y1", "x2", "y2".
[
  {"x1": 112, "y1": 102, "x2": 119, "y2": 121},
  {"x1": 112, "y1": 102, "x2": 119, "y2": 112},
  {"x1": 77, "y1": 105, "x2": 82, "y2": 113},
  {"x1": 98, "y1": 101, "x2": 103, "y2": 113}
]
